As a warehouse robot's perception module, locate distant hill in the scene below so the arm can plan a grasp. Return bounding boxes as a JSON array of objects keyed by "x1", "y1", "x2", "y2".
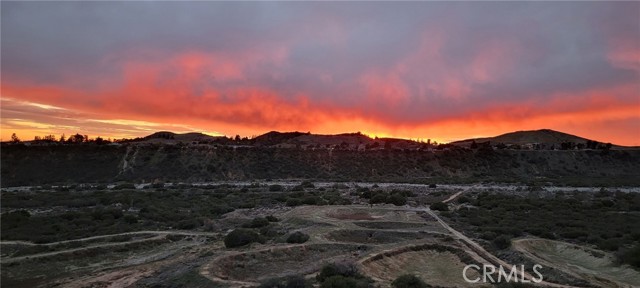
[
  {"x1": 252, "y1": 131, "x2": 311, "y2": 146},
  {"x1": 451, "y1": 129, "x2": 609, "y2": 147},
  {"x1": 140, "y1": 131, "x2": 223, "y2": 143},
  {"x1": 253, "y1": 131, "x2": 428, "y2": 150}
]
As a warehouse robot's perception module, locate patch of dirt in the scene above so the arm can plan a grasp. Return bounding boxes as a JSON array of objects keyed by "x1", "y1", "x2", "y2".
[
  {"x1": 324, "y1": 207, "x2": 424, "y2": 222},
  {"x1": 325, "y1": 230, "x2": 430, "y2": 244},
  {"x1": 514, "y1": 238, "x2": 640, "y2": 287},
  {"x1": 360, "y1": 244, "x2": 482, "y2": 287},
  {"x1": 208, "y1": 243, "x2": 367, "y2": 282},
  {"x1": 353, "y1": 221, "x2": 446, "y2": 233},
  {"x1": 326, "y1": 210, "x2": 376, "y2": 220}
]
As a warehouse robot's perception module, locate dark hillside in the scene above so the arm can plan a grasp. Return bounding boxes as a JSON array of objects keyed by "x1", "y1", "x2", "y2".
[{"x1": 2, "y1": 144, "x2": 640, "y2": 187}]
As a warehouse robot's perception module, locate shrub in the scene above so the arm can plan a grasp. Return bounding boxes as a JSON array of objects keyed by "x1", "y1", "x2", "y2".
[
  {"x1": 300, "y1": 181, "x2": 315, "y2": 188},
  {"x1": 332, "y1": 183, "x2": 349, "y2": 189},
  {"x1": 304, "y1": 195, "x2": 326, "y2": 205},
  {"x1": 287, "y1": 231, "x2": 310, "y2": 244},
  {"x1": 113, "y1": 183, "x2": 136, "y2": 190},
  {"x1": 286, "y1": 198, "x2": 302, "y2": 207},
  {"x1": 123, "y1": 214, "x2": 137, "y2": 224},
  {"x1": 617, "y1": 244, "x2": 640, "y2": 268},
  {"x1": 260, "y1": 225, "x2": 279, "y2": 237},
  {"x1": 320, "y1": 275, "x2": 367, "y2": 288},
  {"x1": 457, "y1": 196, "x2": 470, "y2": 204},
  {"x1": 370, "y1": 194, "x2": 387, "y2": 204},
  {"x1": 429, "y1": 202, "x2": 448, "y2": 211},
  {"x1": 259, "y1": 275, "x2": 308, "y2": 288},
  {"x1": 224, "y1": 229, "x2": 260, "y2": 248},
  {"x1": 493, "y1": 235, "x2": 512, "y2": 250},
  {"x1": 269, "y1": 185, "x2": 284, "y2": 192},
  {"x1": 243, "y1": 217, "x2": 270, "y2": 228},
  {"x1": 317, "y1": 262, "x2": 360, "y2": 282},
  {"x1": 266, "y1": 215, "x2": 279, "y2": 222},
  {"x1": 387, "y1": 194, "x2": 407, "y2": 206},
  {"x1": 392, "y1": 274, "x2": 428, "y2": 288}
]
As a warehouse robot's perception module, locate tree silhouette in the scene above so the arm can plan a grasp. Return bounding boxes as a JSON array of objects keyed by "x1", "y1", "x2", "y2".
[{"x1": 10, "y1": 133, "x2": 20, "y2": 143}]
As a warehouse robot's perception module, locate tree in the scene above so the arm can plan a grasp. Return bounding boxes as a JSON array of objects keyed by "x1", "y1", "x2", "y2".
[
  {"x1": 317, "y1": 262, "x2": 360, "y2": 282},
  {"x1": 224, "y1": 228, "x2": 261, "y2": 248},
  {"x1": 429, "y1": 202, "x2": 448, "y2": 211},
  {"x1": 286, "y1": 231, "x2": 310, "y2": 243},
  {"x1": 493, "y1": 235, "x2": 512, "y2": 250},
  {"x1": 69, "y1": 133, "x2": 84, "y2": 143},
  {"x1": 370, "y1": 194, "x2": 387, "y2": 204},
  {"x1": 10, "y1": 133, "x2": 20, "y2": 143},
  {"x1": 392, "y1": 274, "x2": 428, "y2": 288},
  {"x1": 59, "y1": 133, "x2": 66, "y2": 143},
  {"x1": 387, "y1": 193, "x2": 407, "y2": 206}
]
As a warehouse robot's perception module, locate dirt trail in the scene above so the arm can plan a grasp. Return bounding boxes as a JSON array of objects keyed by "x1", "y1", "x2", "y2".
[
  {"x1": 0, "y1": 230, "x2": 219, "y2": 246},
  {"x1": 1, "y1": 235, "x2": 167, "y2": 263},
  {"x1": 422, "y1": 207, "x2": 581, "y2": 288},
  {"x1": 442, "y1": 191, "x2": 463, "y2": 203},
  {"x1": 1, "y1": 231, "x2": 219, "y2": 265},
  {"x1": 513, "y1": 238, "x2": 640, "y2": 288}
]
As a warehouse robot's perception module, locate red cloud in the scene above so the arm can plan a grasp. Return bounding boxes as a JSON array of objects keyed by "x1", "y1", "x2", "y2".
[{"x1": 2, "y1": 48, "x2": 639, "y2": 146}]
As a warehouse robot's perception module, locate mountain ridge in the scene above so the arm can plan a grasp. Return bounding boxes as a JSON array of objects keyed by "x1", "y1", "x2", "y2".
[{"x1": 138, "y1": 128, "x2": 625, "y2": 148}]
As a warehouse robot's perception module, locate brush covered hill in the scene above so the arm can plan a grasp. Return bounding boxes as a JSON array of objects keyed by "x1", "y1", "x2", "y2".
[
  {"x1": 451, "y1": 129, "x2": 612, "y2": 148},
  {"x1": 249, "y1": 131, "x2": 425, "y2": 150},
  {"x1": 3, "y1": 140, "x2": 640, "y2": 187},
  {"x1": 135, "y1": 131, "x2": 224, "y2": 144}
]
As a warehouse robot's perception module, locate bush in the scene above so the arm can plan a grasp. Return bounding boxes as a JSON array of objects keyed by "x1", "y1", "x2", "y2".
[
  {"x1": 332, "y1": 183, "x2": 349, "y2": 189},
  {"x1": 370, "y1": 194, "x2": 387, "y2": 204},
  {"x1": 113, "y1": 183, "x2": 136, "y2": 190},
  {"x1": 286, "y1": 198, "x2": 302, "y2": 207},
  {"x1": 224, "y1": 229, "x2": 261, "y2": 248},
  {"x1": 259, "y1": 275, "x2": 308, "y2": 288},
  {"x1": 320, "y1": 275, "x2": 367, "y2": 288},
  {"x1": 269, "y1": 185, "x2": 284, "y2": 192},
  {"x1": 457, "y1": 196, "x2": 470, "y2": 204},
  {"x1": 392, "y1": 274, "x2": 428, "y2": 288},
  {"x1": 617, "y1": 243, "x2": 640, "y2": 268},
  {"x1": 302, "y1": 196, "x2": 324, "y2": 205},
  {"x1": 387, "y1": 194, "x2": 407, "y2": 206},
  {"x1": 317, "y1": 262, "x2": 360, "y2": 282},
  {"x1": 493, "y1": 235, "x2": 512, "y2": 250},
  {"x1": 123, "y1": 214, "x2": 137, "y2": 224},
  {"x1": 429, "y1": 202, "x2": 448, "y2": 211},
  {"x1": 300, "y1": 181, "x2": 315, "y2": 188},
  {"x1": 266, "y1": 215, "x2": 279, "y2": 222},
  {"x1": 243, "y1": 217, "x2": 270, "y2": 228},
  {"x1": 286, "y1": 231, "x2": 310, "y2": 244}
]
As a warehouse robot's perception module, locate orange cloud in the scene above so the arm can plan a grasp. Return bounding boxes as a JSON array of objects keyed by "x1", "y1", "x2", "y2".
[{"x1": 2, "y1": 47, "x2": 639, "y2": 146}]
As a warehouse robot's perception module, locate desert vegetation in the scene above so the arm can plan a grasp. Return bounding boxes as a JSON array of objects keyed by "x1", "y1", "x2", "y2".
[{"x1": 3, "y1": 143, "x2": 640, "y2": 187}]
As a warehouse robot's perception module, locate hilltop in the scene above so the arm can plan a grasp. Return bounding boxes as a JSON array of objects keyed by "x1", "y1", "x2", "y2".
[
  {"x1": 137, "y1": 131, "x2": 224, "y2": 143},
  {"x1": 126, "y1": 131, "x2": 430, "y2": 150},
  {"x1": 450, "y1": 129, "x2": 615, "y2": 149}
]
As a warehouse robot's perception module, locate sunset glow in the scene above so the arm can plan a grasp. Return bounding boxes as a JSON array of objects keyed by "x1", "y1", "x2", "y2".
[{"x1": 2, "y1": 2, "x2": 639, "y2": 145}]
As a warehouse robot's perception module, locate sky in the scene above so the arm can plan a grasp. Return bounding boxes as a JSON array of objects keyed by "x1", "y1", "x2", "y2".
[{"x1": 1, "y1": 2, "x2": 639, "y2": 145}]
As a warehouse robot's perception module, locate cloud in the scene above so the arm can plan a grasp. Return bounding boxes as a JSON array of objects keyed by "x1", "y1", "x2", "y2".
[{"x1": 1, "y1": 1, "x2": 639, "y2": 145}]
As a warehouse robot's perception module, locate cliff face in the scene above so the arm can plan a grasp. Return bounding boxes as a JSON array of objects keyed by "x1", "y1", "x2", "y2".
[{"x1": 2, "y1": 144, "x2": 640, "y2": 187}]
